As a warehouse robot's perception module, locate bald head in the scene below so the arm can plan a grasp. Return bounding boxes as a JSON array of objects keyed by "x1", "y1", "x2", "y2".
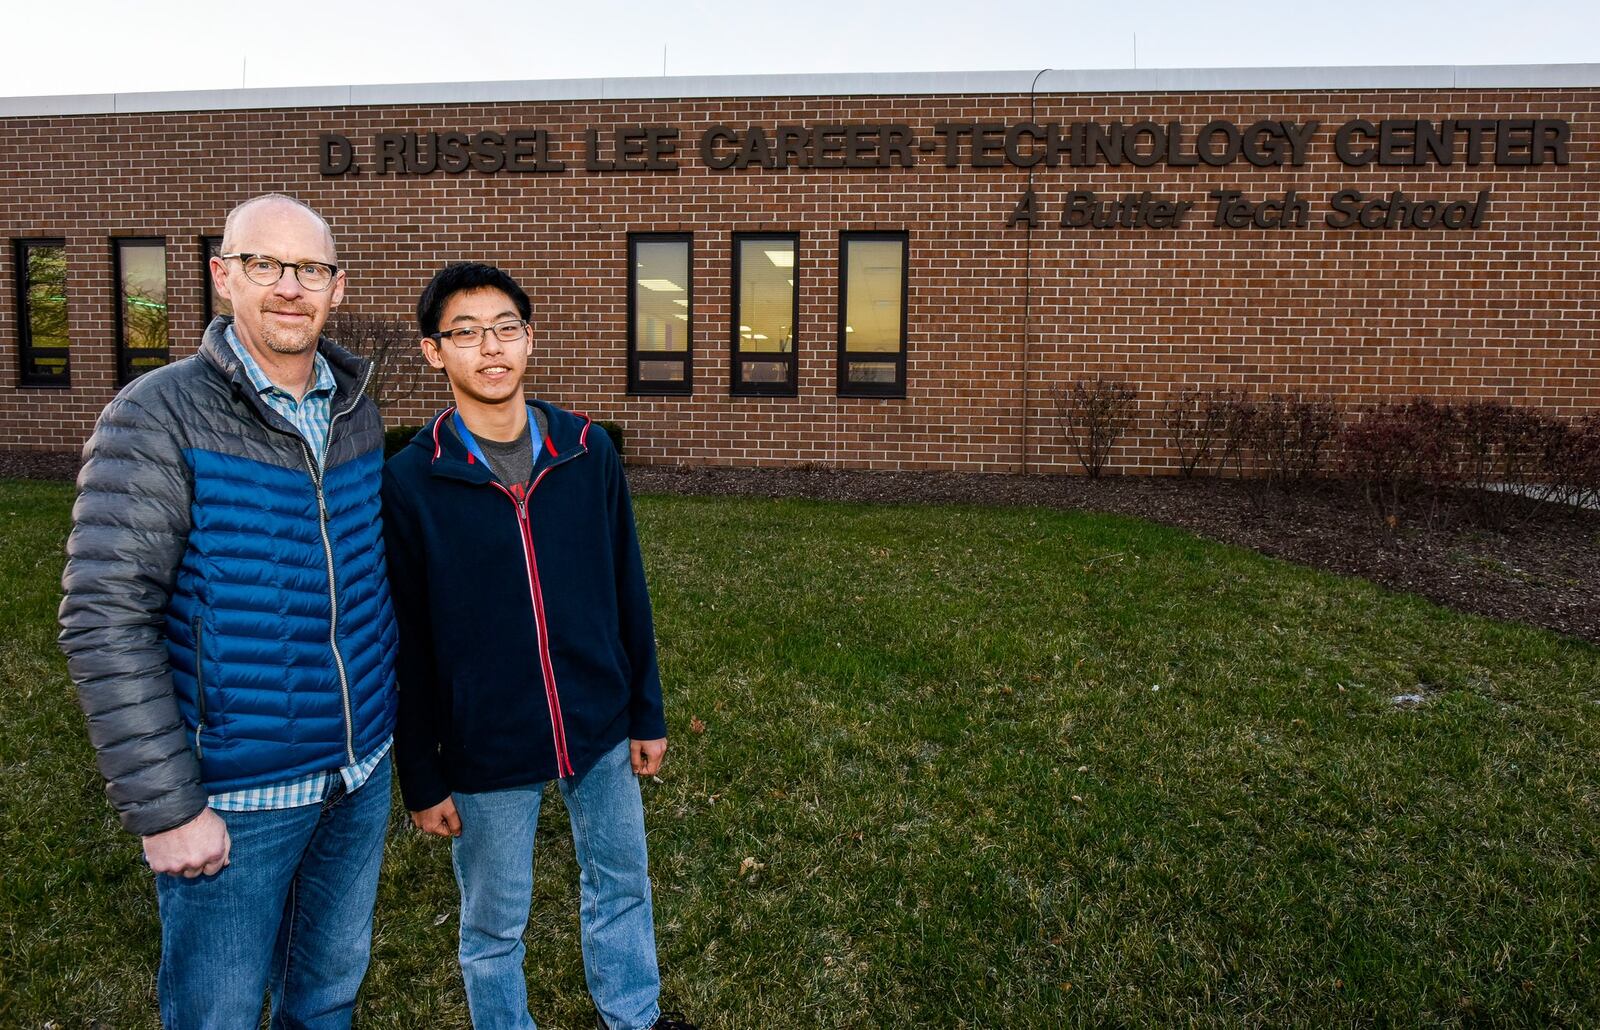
[
  {"x1": 221, "y1": 194, "x2": 337, "y2": 262},
  {"x1": 212, "y1": 192, "x2": 346, "y2": 366}
]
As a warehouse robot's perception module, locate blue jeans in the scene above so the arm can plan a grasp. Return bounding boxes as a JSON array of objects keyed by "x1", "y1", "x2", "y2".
[
  {"x1": 153, "y1": 755, "x2": 391, "y2": 1030},
  {"x1": 451, "y1": 738, "x2": 661, "y2": 1030}
]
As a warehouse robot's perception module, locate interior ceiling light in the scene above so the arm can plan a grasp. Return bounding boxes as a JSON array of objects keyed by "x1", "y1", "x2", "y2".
[
  {"x1": 764, "y1": 249, "x2": 794, "y2": 268},
  {"x1": 639, "y1": 279, "x2": 684, "y2": 292}
]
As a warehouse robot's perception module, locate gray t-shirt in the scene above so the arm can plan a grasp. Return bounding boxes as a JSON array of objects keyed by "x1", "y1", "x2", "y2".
[
  {"x1": 477, "y1": 424, "x2": 533, "y2": 488},
  {"x1": 469, "y1": 407, "x2": 548, "y2": 488}
]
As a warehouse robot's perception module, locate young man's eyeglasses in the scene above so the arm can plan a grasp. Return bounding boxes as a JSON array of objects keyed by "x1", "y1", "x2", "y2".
[
  {"x1": 429, "y1": 319, "x2": 530, "y2": 348},
  {"x1": 221, "y1": 253, "x2": 341, "y2": 292}
]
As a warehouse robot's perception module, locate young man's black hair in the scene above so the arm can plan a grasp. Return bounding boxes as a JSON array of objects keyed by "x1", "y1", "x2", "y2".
[{"x1": 415, "y1": 262, "x2": 532, "y2": 338}]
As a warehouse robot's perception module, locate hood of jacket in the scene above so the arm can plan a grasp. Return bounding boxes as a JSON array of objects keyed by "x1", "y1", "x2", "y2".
[{"x1": 407, "y1": 398, "x2": 594, "y2": 484}]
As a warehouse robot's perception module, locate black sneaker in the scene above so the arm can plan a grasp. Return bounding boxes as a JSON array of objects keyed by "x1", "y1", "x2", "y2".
[
  {"x1": 652, "y1": 1014, "x2": 699, "y2": 1030},
  {"x1": 594, "y1": 1013, "x2": 699, "y2": 1030}
]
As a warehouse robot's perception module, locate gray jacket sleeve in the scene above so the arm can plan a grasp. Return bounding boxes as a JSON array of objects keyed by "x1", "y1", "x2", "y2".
[{"x1": 58, "y1": 392, "x2": 208, "y2": 837}]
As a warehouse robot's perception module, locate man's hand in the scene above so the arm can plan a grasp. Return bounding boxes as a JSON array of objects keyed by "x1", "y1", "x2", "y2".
[
  {"x1": 143, "y1": 808, "x2": 231, "y2": 878},
  {"x1": 631, "y1": 737, "x2": 667, "y2": 777},
  {"x1": 410, "y1": 797, "x2": 462, "y2": 838}
]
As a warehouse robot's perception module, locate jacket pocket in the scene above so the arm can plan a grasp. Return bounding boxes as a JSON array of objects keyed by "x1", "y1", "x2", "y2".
[{"x1": 191, "y1": 617, "x2": 208, "y2": 759}]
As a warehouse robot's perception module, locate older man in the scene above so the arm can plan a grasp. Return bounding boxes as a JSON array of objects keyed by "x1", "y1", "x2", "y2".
[{"x1": 59, "y1": 194, "x2": 398, "y2": 1028}]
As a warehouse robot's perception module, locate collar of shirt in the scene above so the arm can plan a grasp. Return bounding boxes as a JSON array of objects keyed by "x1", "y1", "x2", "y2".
[{"x1": 223, "y1": 322, "x2": 336, "y2": 410}]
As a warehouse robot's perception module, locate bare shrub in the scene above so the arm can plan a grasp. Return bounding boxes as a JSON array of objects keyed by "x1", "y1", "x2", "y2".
[
  {"x1": 328, "y1": 310, "x2": 425, "y2": 412},
  {"x1": 1341, "y1": 399, "x2": 1456, "y2": 532},
  {"x1": 1053, "y1": 377, "x2": 1139, "y2": 479},
  {"x1": 1459, "y1": 404, "x2": 1562, "y2": 526},
  {"x1": 1576, "y1": 413, "x2": 1600, "y2": 512},
  {"x1": 1164, "y1": 388, "x2": 1231, "y2": 478},
  {"x1": 1214, "y1": 392, "x2": 1258, "y2": 479},
  {"x1": 1536, "y1": 414, "x2": 1600, "y2": 514},
  {"x1": 1252, "y1": 394, "x2": 1340, "y2": 491}
]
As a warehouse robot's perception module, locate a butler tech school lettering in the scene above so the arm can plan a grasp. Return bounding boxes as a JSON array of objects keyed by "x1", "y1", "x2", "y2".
[{"x1": 1, "y1": 65, "x2": 1596, "y2": 472}]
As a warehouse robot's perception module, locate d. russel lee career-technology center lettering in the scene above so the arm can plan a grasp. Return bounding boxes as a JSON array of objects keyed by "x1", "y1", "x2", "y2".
[{"x1": 316, "y1": 118, "x2": 1569, "y2": 231}]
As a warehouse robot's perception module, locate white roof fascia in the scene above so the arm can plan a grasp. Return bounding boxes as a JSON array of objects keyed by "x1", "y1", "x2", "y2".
[{"x1": 1, "y1": 65, "x2": 1597, "y2": 119}]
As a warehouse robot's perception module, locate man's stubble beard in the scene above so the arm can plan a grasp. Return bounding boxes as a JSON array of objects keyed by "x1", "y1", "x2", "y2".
[{"x1": 256, "y1": 306, "x2": 324, "y2": 355}]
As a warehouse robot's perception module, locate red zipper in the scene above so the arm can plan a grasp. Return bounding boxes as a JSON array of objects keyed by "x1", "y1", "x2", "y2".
[{"x1": 490, "y1": 478, "x2": 575, "y2": 778}]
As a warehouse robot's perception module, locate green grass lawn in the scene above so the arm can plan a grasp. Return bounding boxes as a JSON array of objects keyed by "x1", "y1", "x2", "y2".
[{"x1": 3, "y1": 477, "x2": 1598, "y2": 1027}]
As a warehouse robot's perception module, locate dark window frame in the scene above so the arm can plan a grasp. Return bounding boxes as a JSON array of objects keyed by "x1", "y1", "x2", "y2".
[
  {"x1": 14, "y1": 238, "x2": 70, "y2": 388},
  {"x1": 836, "y1": 231, "x2": 909, "y2": 399},
  {"x1": 730, "y1": 233, "x2": 800, "y2": 398},
  {"x1": 626, "y1": 232, "x2": 693, "y2": 396},
  {"x1": 113, "y1": 237, "x2": 170, "y2": 386},
  {"x1": 201, "y1": 235, "x2": 225, "y2": 325}
]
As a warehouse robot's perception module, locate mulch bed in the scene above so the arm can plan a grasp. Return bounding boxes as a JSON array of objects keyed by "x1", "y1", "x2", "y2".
[
  {"x1": 628, "y1": 465, "x2": 1600, "y2": 645},
  {"x1": 1, "y1": 449, "x2": 81, "y2": 482},
  {"x1": 8, "y1": 448, "x2": 1595, "y2": 644}
]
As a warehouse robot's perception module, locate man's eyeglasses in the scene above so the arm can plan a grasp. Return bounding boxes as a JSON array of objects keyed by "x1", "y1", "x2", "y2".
[
  {"x1": 429, "y1": 319, "x2": 530, "y2": 348},
  {"x1": 221, "y1": 253, "x2": 340, "y2": 292}
]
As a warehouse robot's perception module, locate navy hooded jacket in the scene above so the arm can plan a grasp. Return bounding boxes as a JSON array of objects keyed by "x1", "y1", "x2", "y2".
[{"x1": 381, "y1": 400, "x2": 666, "y2": 810}]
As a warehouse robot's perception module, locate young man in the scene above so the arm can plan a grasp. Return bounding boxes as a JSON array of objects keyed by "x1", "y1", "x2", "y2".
[
  {"x1": 383, "y1": 263, "x2": 695, "y2": 1030},
  {"x1": 59, "y1": 194, "x2": 398, "y2": 1027}
]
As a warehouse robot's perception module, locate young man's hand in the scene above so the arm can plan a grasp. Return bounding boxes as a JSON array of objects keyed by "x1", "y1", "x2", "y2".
[
  {"x1": 410, "y1": 797, "x2": 462, "y2": 837},
  {"x1": 143, "y1": 808, "x2": 231, "y2": 878},
  {"x1": 631, "y1": 737, "x2": 667, "y2": 776}
]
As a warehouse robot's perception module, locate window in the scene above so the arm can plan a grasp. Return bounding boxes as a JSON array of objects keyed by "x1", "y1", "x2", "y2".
[
  {"x1": 731, "y1": 234, "x2": 799, "y2": 396},
  {"x1": 627, "y1": 234, "x2": 692, "y2": 394},
  {"x1": 202, "y1": 235, "x2": 231, "y2": 323},
  {"x1": 15, "y1": 239, "x2": 70, "y2": 387},
  {"x1": 114, "y1": 238, "x2": 169, "y2": 384},
  {"x1": 837, "y1": 232, "x2": 908, "y2": 397}
]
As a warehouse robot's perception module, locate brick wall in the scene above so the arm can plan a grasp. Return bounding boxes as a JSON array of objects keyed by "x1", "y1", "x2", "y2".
[{"x1": 2, "y1": 86, "x2": 1596, "y2": 472}]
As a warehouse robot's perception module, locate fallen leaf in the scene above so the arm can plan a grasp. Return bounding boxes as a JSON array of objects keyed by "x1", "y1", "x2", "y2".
[
  {"x1": 739, "y1": 856, "x2": 766, "y2": 876},
  {"x1": 690, "y1": 716, "x2": 706, "y2": 734}
]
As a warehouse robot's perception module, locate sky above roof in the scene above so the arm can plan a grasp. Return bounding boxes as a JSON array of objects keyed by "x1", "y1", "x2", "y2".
[{"x1": 6, "y1": 0, "x2": 1599, "y2": 99}]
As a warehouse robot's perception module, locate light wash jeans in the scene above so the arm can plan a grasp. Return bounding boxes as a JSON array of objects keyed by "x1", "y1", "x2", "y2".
[
  {"x1": 153, "y1": 755, "x2": 391, "y2": 1030},
  {"x1": 451, "y1": 738, "x2": 661, "y2": 1030}
]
